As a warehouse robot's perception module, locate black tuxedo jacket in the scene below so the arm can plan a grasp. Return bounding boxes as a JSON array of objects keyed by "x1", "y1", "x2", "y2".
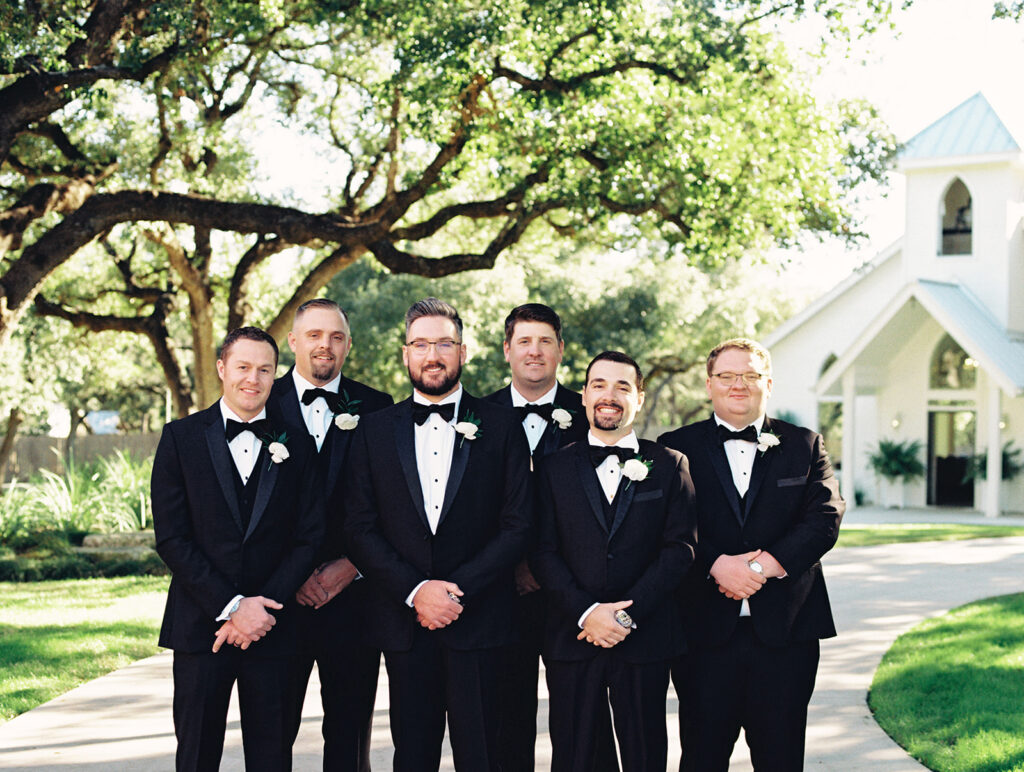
[
  {"x1": 482, "y1": 382, "x2": 588, "y2": 458},
  {"x1": 268, "y1": 368, "x2": 394, "y2": 565},
  {"x1": 658, "y1": 415, "x2": 844, "y2": 648},
  {"x1": 532, "y1": 439, "x2": 697, "y2": 664},
  {"x1": 342, "y1": 391, "x2": 533, "y2": 652},
  {"x1": 152, "y1": 402, "x2": 324, "y2": 656}
]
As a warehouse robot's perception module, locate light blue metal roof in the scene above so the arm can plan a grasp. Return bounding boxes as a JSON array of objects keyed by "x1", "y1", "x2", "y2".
[{"x1": 901, "y1": 92, "x2": 1020, "y2": 160}]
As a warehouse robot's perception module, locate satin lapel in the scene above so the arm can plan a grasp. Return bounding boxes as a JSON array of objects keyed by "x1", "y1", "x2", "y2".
[
  {"x1": 537, "y1": 422, "x2": 560, "y2": 458},
  {"x1": 246, "y1": 446, "x2": 279, "y2": 541},
  {"x1": 574, "y1": 445, "x2": 609, "y2": 535},
  {"x1": 204, "y1": 415, "x2": 244, "y2": 534},
  {"x1": 608, "y1": 474, "x2": 637, "y2": 541},
  {"x1": 437, "y1": 395, "x2": 474, "y2": 528},
  {"x1": 743, "y1": 417, "x2": 776, "y2": 520},
  {"x1": 394, "y1": 400, "x2": 430, "y2": 532},
  {"x1": 322, "y1": 420, "x2": 354, "y2": 494},
  {"x1": 704, "y1": 420, "x2": 744, "y2": 527}
]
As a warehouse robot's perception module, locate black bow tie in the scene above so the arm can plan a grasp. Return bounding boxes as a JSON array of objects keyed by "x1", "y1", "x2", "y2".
[
  {"x1": 514, "y1": 403, "x2": 554, "y2": 422},
  {"x1": 589, "y1": 445, "x2": 635, "y2": 467},
  {"x1": 225, "y1": 418, "x2": 271, "y2": 442},
  {"x1": 412, "y1": 402, "x2": 456, "y2": 425},
  {"x1": 718, "y1": 424, "x2": 758, "y2": 444},
  {"x1": 301, "y1": 387, "x2": 343, "y2": 414}
]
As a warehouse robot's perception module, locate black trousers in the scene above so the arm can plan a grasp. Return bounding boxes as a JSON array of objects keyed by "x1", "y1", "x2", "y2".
[
  {"x1": 384, "y1": 628, "x2": 502, "y2": 772},
  {"x1": 497, "y1": 590, "x2": 621, "y2": 772},
  {"x1": 546, "y1": 654, "x2": 670, "y2": 772},
  {"x1": 288, "y1": 584, "x2": 380, "y2": 772},
  {"x1": 173, "y1": 649, "x2": 296, "y2": 772},
  {"x1": 674, "y1": 619, "x2": 820, "y2": 772}
]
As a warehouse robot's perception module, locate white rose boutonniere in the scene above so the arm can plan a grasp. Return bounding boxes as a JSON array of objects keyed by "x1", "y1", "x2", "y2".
[
  {"x1": 621, "y1": 456, "x2": 654, "y2": 489},
  {"x1": 334, "y1": 413, "x2": 359, "y2": 431},
  {"x1": 261, "y1": 431, "x2": 290, "y2": 469},
  {"x1": 332, "y1": 390, "x2": 362, "y2": 430},
  {"x1": 454, "y1": 412, "x2": 482, "y2": 447},
  {"x1": 550, "y1": 406, "x2": 573, "y2": 430},
  {"x1": 757, "y1": 431, "x2": 781, "y2": 454}
]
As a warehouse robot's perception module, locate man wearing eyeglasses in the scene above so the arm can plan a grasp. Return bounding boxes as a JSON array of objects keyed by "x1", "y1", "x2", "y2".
[
  {"x1": 343, "y1": 298, "x2": 533, "y2": 771},
  {"x1": 658, "y1": 338, "x2": 844, "y2": 772}
]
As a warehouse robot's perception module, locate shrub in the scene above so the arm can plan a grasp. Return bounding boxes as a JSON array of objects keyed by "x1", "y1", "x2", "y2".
[{"x1": 868, "y1": 439, "x2": 926, "y2": 483}]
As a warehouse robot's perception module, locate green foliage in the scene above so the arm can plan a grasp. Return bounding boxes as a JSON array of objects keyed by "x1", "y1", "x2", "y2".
[
  {"x1": 0, "y1": 551, "x2": 167, "y2": 582},
  {"x1": 962, "y1": 442, "x2": 1024, "y2": 484},
  {"x1": 868, "y1": 438, "x2": 926, "y2": 483},
  {"x1": 870, "y1": 593, "x2": 1024, "y2": 772},
  {"x1": 0, "y1": 452, "x2": 155, "y2": 542}
]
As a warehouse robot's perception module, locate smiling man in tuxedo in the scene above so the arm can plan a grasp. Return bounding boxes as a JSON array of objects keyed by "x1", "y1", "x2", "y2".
[
  {"x1": 342, "y1": 298, "x2": 533, "y2": 771},
  {"x1": 483, "y1": 303, "x2": 620, "y2": 772},
  {"x1": 658, "y1": 338, "x2": 844, "y2": 772},
  {"x1": 153, "y1": 327, "x2": 323, "y2": 772},
  {"x1": 269, "y1": 298, "x2": 393, "y2": 772},
  {"x1": 532, "y1": 351, "x2": 696, "y2": 772}
]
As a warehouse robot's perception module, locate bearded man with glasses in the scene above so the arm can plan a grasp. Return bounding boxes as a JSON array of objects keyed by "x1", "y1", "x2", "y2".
[
  {"x1": 343, "y1": 297, "x2": 533, "y2": 771},
  {"x1": 658, "y1": 338, "x2": 845, "y2": 772}
]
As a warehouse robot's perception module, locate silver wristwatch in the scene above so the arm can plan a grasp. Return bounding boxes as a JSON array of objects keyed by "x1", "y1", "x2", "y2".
[
  {"x1": 614, "y1": 609, "x2": 633, "y2": 629},
  {"x1": 748, "y1": 559, "x2": 764, "y2": 576}
]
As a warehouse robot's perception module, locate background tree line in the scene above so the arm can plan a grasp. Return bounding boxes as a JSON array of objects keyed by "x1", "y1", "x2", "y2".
[{"x1": 0, "y1": 0, "x2": 902, "y2": 476}]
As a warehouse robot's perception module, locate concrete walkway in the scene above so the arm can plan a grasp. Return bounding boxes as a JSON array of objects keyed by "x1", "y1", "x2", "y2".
[{"x1": 2, "y1": 507, "x2": 1024, "y2": 770}]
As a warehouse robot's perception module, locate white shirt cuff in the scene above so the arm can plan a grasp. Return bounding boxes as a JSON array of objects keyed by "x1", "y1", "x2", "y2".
[
  {"x1": 406, "y1": 580, "x2": 428, "y2": 608},
  {"x1": 217, "y1": 594, "x2": 244, "y2": 622},
  {"x1": 578, "y1": 602, "x2": 600, "y2": 629}
]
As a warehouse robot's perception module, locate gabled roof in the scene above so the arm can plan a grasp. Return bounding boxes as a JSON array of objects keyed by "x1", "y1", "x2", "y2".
[
  {"x1": 764, "y1": 239, "x2": 902, "y2": 349},
  {"x1": 818, "y1": 279, "x2": 1024, "y2": 397},
  {"x1": 901, "y1": 92, "x2": 1021, "y2": 162}
]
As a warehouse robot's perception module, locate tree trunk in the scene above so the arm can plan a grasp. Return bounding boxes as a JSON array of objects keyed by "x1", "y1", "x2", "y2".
[{"x1": 0, "y1": 406, "x2": 23, "y2": 485}]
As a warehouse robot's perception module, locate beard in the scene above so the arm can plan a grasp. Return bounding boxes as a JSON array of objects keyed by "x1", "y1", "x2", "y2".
[
  {"x1": 591, "y1": 402, "x2": 625, "y2": 431},
  {"x1": 309, "y1": 350, "x2": 338, "y2": 382},
  {"x1": 410, "y1": 361, "x2": 462, "y2": 396}
]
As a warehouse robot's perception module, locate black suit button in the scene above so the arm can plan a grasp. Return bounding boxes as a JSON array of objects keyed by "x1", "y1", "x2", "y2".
[
  {"x1": 607, "y1": 553, "x2": 613, "y2": 560},
  {"x1": 423, "y1": 534, "x2": 429, "y2": 541}
]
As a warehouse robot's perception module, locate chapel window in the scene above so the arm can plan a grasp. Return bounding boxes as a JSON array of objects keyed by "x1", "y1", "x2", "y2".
[
  {"x1": 929, "y1": 334, "x2": 977, "y2": 390},
  {"x1": 940, "y1": 178, "x2": 972, "y2": 256}
]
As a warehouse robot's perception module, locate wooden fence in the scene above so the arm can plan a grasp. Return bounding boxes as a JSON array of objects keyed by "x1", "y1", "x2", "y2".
[{"x1": 3, "y1": 434, "x2": 160, "y2": 480}]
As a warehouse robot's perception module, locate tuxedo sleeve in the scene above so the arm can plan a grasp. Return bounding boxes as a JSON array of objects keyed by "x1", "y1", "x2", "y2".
[
  {"x1": 531, "y1": 462, "x2": 598, "y2": 622},
  {"x1": 621, "y1": 452, "x2": 697, "y2": 622},
  {"x1": 763, "y1": 432, "x2": 844, "y2": 576},
  {"x1": 342, "y1": 424, "x2": 430, "y2": 605},
  {"x1": 152, "y1": 424, "x2": 239, "y2": 618},
  {"x1": 447, "y1": 420, "x2": 533, "y2": 603}
]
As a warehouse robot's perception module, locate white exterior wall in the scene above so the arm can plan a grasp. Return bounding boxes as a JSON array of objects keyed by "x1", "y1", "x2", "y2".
[
  {"x1": 903, "y1": 162, "x2": 1024, "y2": 330},
  {"x1": 768, "y1": 253, "x2": 904, "y2": 429}
]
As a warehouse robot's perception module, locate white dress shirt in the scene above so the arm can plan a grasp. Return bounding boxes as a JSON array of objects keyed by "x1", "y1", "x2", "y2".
[
  {"x1": 578, "y1": 430, "x2": 640, "y2": 629},
  {"x1": 405, "y1": 387, "x2": 462, "y2": 607},
  {"x1": 510, "y1": 382, "x2": 558, "y2": 454},
  {"x1": 713, "y1": 414, "x2": 765, "y2": 617},
  {"x1": 216, "y1": 399, "x2": 269, "y2": 621},
  {"x1": 292, "y1": 369, "x2": 341, "y2": 451}
]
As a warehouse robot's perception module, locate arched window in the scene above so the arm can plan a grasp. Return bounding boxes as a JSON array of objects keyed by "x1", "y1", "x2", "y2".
[
  {"x1": 929, "y1": 334, "x2": 977, "y2": 389},
  {"x1": 940, "y1": 178, "x2": 972, "y2": 255}
]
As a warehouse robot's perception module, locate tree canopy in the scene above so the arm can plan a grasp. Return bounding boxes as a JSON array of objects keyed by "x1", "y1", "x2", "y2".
[{"x1": 1, "y1": 0, "x2": 896, "y2": 418}]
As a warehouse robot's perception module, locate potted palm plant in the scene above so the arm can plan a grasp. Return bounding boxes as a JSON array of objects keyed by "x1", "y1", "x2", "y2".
[{"x1": 868, "y1": 439, "x2": 926, "y2": 508}]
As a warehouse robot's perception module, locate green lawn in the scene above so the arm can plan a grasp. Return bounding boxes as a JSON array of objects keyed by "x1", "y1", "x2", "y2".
[
  {"x1": 869, "y1": 592, "x2": 1024, "y2": 772},
  {"x1": 0, "y1": 576, "x2": 168, "y2": 722},
  {"x1": 837, "y1": 523, "x2": 1024, "y2": 548}
]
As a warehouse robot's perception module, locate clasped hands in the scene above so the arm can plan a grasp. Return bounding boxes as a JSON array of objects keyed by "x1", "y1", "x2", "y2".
[
  {"x1": 578, "y1": 600, "x2": 633, "y2": 648},
  {"x1": 212, "y1": 596, "x2": 282, "y2": 652},
  {"x1": 295, "y1": 558, "x2": 359, "y2": 609},
  {"x1": 413, "y1": 579, "x2": 464, "y2": 630},
  {"x1": 709, "y1": 549, "x2": 783, "y2": 600}
]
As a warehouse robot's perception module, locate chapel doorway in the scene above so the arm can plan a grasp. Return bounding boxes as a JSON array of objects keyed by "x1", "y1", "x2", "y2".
[{"x1": 927, "y1": 410, "x2": 975, "y2": 507}]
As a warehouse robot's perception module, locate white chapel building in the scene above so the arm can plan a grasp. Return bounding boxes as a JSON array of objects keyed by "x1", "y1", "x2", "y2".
[{"x1": 766, "y1": 93, "x2": 1024, "y2": 516}]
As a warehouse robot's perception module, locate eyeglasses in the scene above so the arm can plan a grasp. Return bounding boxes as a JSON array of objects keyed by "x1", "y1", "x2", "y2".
[
  {"x1": 405, "y1": 338, "x2": 461, "y2": 355},
  {"x1": 711, "y1": 372, "x2": 767, "y2": 386}
]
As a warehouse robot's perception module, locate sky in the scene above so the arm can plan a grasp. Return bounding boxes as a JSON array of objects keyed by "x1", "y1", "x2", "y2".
[{"x1": 778, "y1": 0, "x2": 1024, "y2": 292}]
